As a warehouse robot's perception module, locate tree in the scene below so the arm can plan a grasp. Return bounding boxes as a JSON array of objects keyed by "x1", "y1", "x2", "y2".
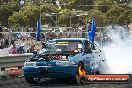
[
  {"x1": 60, "y1": 0, "x2": 94, "y2": 11},
  {"x1": 113, "y1": 0, "x2": 131, "y2": 4},
  {"x1": 118, "y1": 8, "x2": 132, "y2": 25},
  {"x1": 41, "y1": 3, "x2": 60, "y2": 26},
  {"x1": 8, "y1": 5, "x2": 40, "y2": 27},
  {"x1": 106, "y1": 5, "x2": 132, "y2": 25},
  {"x1": 8, "y1": 3, "x2": 59, "y2": 27},
  {"x1": 88, "y1": 9, "x2": 107, "y2": 27},
  {"x1": 57, "y1": 9, "x2": 82, "y2": 29},
  {"x1": 0, "y1": 0, "x2": 20, "y2": 26},
  {"x1": 95, "y1": 0, "x2": 113, "y2": 13},
  {"x1": 0, "y1": 0, "x2": 132, "y2": 28}
]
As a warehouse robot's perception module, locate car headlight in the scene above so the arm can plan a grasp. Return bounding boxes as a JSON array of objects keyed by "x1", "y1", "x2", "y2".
[
  {"x1": 24, "y1": 62, "x2": 36, "y2": 67},
  {"x1": 56, "y1": 62, "x2": 61, "y2": 65},
  {"x1": 69, "y1": 61, "x2": 75, "y2": 65}
]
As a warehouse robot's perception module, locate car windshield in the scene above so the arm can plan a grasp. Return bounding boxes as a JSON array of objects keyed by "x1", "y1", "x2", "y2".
[{"x1": 45, "y1": 40, "x2": 83, "y2": 53}]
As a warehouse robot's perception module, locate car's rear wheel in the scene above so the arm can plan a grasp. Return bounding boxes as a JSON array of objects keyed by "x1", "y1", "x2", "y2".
[
  {"x1": 95, "y1": 71, "x2": 100, "y2": 74},
  {"x1": 25, "y1": 77, "x2": 40, "y2": 84},
  {"x1": 75, "y1": 62, "x2": 86, "y2": 84}
]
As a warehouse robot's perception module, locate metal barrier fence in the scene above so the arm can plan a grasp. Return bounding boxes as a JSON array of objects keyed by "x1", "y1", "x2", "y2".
[
  {"x1": 0, "y1": 31, "x2": 103, "y2": 41},
  {"x1": 0, "y1": 32, "x2": 95, "y2": 41},
  {"x1": 0, "y1": 53, "x2": 32, "y2": 71},
  {"x1": 0, "y1": 48, "x2": 9, "y2": 55},
  {"x1": 0, "y1": 31, "x2": 104, "y2": 50}
]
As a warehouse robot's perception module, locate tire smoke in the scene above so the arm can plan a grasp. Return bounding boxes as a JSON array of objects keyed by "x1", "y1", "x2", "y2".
[{"x1": 102, "y1": 25, "x2": 132, "y2": 74}]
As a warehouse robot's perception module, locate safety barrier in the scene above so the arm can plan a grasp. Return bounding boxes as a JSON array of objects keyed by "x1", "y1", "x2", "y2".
[
  {"x1": 0, "y1": 53, "x2": 32, "y2": 71},
  {"x1": 0, "y1": 48, "x2": 9, "y2": 55}
]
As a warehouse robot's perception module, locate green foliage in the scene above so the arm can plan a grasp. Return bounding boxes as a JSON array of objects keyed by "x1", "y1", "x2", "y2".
[
  {"x1": 57, "y1": 9, "x2": 70, "y2": 27},
  {"x1": 88, "y1": 9, "x2": 107, "y2": 27},
  {"x1": 41, "y1": 3, "x2": 59, "y2": 13},
  {"x1": 8, "y1": 5, "x2": 40, "y2": 27},
  {"x1": 40, "y1": 3, "x2": 60, "y2": 26},
  {"x1": 117, "y1": 7, "x2": 132, "y2": 24},
  {"x1": 58, "y1": 9, "x2": 81, "y2": 28},
  {"x1": 106, "y1": 5, "x2": 132, "y2": 24},
  {"x1": 95, "y1": 0, "x2": 113, "y2": 13},
  {"x1": 0, "y1": 0, "x2": 20, "y2": 26},
  {"x1": 112, "y1": 0, "x2": 131, "y2": 4},
  {"x1": 67, "y1": 0, "x2": 94, "y2": 11},
  {"x1": 8, "y1": 3, "x2": 59, "y2": 27},
  {"x1": 0, "y1": 0, "x2": 131, "y2": 28}
]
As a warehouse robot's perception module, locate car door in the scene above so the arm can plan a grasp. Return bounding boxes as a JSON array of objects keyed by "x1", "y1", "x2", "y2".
[
  {"x1": 82, "y1": 40, "x2": 95, "y2": 74},
  {"x1": 91, "y1": 43, "x2": 105, "y2": 73},
  {"x1": 83, "y1": 40, "x2": 102, "y2": 73}
]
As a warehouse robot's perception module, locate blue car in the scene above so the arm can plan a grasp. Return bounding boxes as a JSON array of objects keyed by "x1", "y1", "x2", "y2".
[{"x1": 23, "y1": 38, "x2": 107, "y2": 84}]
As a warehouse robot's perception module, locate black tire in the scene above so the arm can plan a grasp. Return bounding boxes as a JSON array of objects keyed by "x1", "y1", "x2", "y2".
[
  {"x1": 25, "y1": 77, "x2": 40, "y2": 84},
  {"x1": 75, "y1": 62, "x2": 86, "y2": 84},
  {"x1": 95, "y1": 71, "x2": 100, "y2": 74}
]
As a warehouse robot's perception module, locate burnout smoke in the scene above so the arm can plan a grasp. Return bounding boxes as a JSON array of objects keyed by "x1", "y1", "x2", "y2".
[{"x1": 102, "y1": 25, "x2": 132, "y2": 74}]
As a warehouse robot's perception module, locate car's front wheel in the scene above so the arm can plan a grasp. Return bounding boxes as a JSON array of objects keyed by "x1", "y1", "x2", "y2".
[
  {"x1": 75, "y1": 62, "x2": 86, "y2": 84},
  {"x1": 25, "y1": 77, "x2": 40, "y2": 84}
]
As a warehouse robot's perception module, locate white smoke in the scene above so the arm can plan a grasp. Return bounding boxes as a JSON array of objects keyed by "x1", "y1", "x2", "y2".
[{"x1": 102, "y1": 25, "x2": 132, "y2": 74}]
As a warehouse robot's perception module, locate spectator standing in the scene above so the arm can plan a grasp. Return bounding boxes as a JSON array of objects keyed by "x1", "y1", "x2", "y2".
[
  {"x1": 4, "y1": 39, "x2": 9, "y2": 48},
  {"x1": 10, "y1": 44, "x2": 18, "y2": 54},
  {"x1": 87, "y1": 20, "x2": 92, "y2": 32},
  {"x1": 41, "y1": 41, "x2": 46, "y2": 49},
  {"x1": 8, "y1": 44, "x2": 13, "y2": 54},
  {"x1": 23, "y1": 43, "x2": 29, "y2": 53},
  {"x1": 11, "y1": 39, "x2": 15, "y2": 45},
  {"x1": 27, "y1": 44, "x2": 35, "y2": 53}
]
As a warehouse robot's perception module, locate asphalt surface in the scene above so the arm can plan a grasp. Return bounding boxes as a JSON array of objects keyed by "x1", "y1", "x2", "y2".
[{"x1": 0, "y1": 77, "x2": 132, "y2": 88}]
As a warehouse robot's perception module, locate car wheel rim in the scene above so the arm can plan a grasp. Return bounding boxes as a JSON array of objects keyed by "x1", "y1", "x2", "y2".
[{"x1": 33, "y1": 78, "x2": 39, "y2": 82}]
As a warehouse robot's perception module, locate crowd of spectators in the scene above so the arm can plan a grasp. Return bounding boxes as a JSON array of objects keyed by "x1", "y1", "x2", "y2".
[
  {"x1": 0, "y1": 25, "x2": 131, "y2": 54},
  {"x1": 0, "y1": 31, "x2": 100, "y2": 54},
  {"x1": 7, "y1": 39, "x2": 42, "y2": 54},
  {"x1": 0, "y1": 30, "x2": 113, "y2": 54}
]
